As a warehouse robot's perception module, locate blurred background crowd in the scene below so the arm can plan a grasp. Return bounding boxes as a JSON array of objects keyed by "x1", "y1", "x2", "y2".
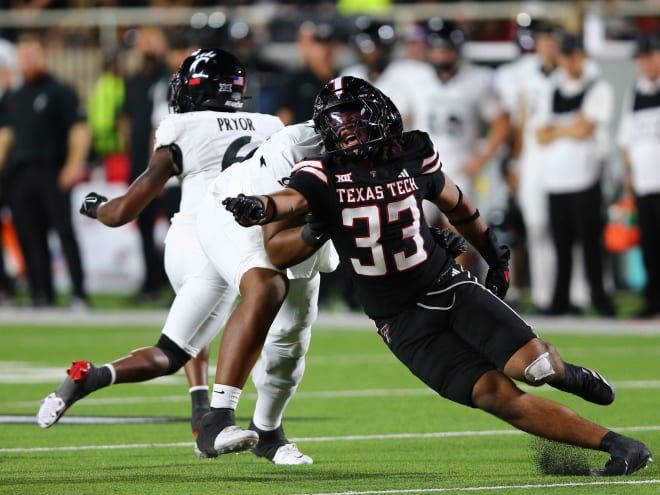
[{"x1": 0, "y1": 0, "x2": 657, "y2": 318}]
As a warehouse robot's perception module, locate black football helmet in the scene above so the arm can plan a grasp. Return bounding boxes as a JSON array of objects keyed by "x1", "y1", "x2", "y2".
[
  {"x1": 313, "y1": 76, "x2": 402, "y2": 160},
  {"x1": 169, "y1": 48, "x2": 246, "y2": 113},
  {"x1": 352, "y1": 16, "x2": 396, "y2": 54},
  {"x1": 424, "y1": 18, "x2": 465, "y2": 52}
]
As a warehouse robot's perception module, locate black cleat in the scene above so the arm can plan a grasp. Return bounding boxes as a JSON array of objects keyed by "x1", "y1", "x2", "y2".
[
  {"x1": 249, "y1": 421, "x2": 313, "y2": 465},
  {"x1": 552, "y1": 363, "x2": 615, "y2": 405},
  {"x1": 191, "y1": 405, "x2": 209, "y2": 439},
  {"x1": 195, "y1": 409, "x2": 258, "y2": 459},
  {"x1": 37, "y1": 361, "x2": 107, "y2": 428},
  {"x1": 591, "y1": 434, "x2": 653, "y2": 476}
]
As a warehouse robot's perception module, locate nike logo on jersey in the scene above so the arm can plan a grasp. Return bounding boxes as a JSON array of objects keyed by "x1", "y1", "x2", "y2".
[{"x1": 260, "y1": 156, "x2": 266, "y2": 168}]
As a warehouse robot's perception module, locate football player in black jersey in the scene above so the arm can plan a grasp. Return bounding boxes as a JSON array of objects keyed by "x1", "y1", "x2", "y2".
[{"x1": 223, "y1": 76, "x2": 652, "y2": 476}]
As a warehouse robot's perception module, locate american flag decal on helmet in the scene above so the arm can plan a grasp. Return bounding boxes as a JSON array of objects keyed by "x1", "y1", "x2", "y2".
[
  {"x1": 332, "y1": 77, "x2": 345, "y2": 96},
  {"x1": 233, "y1": 75, "x2": 244, "y2": 85}
]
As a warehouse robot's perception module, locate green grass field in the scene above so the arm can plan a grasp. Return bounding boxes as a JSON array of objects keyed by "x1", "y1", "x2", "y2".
[{"x1": 0, "y1": 316, "x2": 658, "y2": 495}]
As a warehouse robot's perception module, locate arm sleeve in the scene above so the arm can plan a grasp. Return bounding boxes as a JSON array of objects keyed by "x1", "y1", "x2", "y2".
[{"x1": 426, "y1": 168, "x2": 447, "y2": 201}]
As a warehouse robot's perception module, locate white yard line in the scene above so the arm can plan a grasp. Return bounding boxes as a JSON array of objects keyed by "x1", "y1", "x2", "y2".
[
  {"x1": 2, "y1": 425, "x2": 660, "y2": 452},
  {"x1": 292, "y1": 479, "x2": 660, "y2": 495}
]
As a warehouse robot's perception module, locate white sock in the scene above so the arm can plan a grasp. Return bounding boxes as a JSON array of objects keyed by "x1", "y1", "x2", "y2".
[
  {"x1": 211, "y1": 384, "x2": 242, "y2": 409},
  {"x1": 189, "y1": 385, "x2": 208, "y2": 394}
]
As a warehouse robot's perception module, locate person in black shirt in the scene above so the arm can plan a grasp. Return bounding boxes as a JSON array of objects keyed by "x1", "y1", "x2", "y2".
[
  {"x1": 0, "y1": 33, "x2": 90, "y2": 307},
  {"x1": 274, "y1": 20, "x2": 342, "y2": 126},
  {"x1": 223, "y1": 76, "x2": 652, "y2": 476}
]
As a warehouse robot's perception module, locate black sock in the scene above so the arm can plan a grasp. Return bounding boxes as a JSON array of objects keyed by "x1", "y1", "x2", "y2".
[
  {"x1": 191, "y1": 388, "x2": 210, "y2": 410},
  {"x1": 56, "y1": 364, "x2": 112, "y2": 406},
  {"x1": 202, "y1": 407, "x2": 235, "y2": 429},
  {"x1": 81, "y1": 365, "x2": 112, "y2": 395},
  {"x1": 249, "y1": 420, "x2": 287, "y2": 444}
]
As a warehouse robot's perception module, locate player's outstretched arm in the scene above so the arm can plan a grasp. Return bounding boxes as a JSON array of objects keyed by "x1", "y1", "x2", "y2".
[{"x1": 80, "y1": 146, "x2": 177, "y2": 227}]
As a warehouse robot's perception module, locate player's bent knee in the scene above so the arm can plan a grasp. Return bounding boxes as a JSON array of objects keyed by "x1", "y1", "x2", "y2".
[
  {"x1": 524, "y1": 351, "x2": 555, "y2": 384},
  {"x1": 155, "y1": 334, "x2": 192, "y2": 375}
]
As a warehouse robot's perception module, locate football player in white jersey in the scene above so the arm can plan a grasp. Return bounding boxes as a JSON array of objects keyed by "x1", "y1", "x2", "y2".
[
  {"x1": 38, "y1": 49, "x2": 336, "y2": 465},
  {"x1": 399, "y1": 19, "x2": 509, "y2": 197},
  {"x1": 339, "y1": 16, "x2": 430, "y2": 123},
  {"x1": 399, "y1": 19, "x2": 510, "y2": 275}
]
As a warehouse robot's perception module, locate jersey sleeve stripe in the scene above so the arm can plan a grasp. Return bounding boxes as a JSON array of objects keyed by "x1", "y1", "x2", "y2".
[
  {"x1": 421, "y1": 149, "x2": 441, "y2": 175},
  {"x1": 291, "y1": 159, "x2": 328, "y2": 184}
]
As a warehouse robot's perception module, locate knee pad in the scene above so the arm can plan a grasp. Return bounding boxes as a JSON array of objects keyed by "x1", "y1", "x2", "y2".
[
  {"x1": 524, "y1": 351, "x2": 555, "y2": 384},
  {"x1": 156, "y1": 334, "x2": 191, "y2": 375}
]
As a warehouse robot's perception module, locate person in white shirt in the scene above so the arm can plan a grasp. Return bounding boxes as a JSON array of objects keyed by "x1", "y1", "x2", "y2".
[
  {"x1": 399, "y1": 18, "x2": 510, "y2": 275},
  {"x1": 617, "y1": 33, "x2": 660, "y2": 318},
  {"x1": 495, "y1": 21, "x2": 592, "y2": 313},
  {"x1": 536, "y1": 34, "x2": 616, "y2": 317}
]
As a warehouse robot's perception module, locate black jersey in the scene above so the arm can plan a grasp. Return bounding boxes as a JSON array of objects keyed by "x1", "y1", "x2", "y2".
[{"x1": 287, "y1": 130, "x2": 453, "y2": 318}]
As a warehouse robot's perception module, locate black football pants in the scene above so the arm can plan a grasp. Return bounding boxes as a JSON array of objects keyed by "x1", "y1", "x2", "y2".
[
  {"x1": 636, "y1": 192, "x2": 660, "y2": 311},
  {"x1": 548, "y1": 182, "x2": 612, "y2": 313}
]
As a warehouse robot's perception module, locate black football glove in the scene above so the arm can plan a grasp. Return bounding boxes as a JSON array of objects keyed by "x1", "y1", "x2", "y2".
[
  {"x1": 301, "y1": 212, "x2": 329, "y2": 248},
  {"x1": 430, "y1": 227, "x2": 467, "y2": 259},
  {"x1": 485, "y1": 263, "x2": 511, "y2": 300},
  {"x1": 80, "y1": 192, "x2": 108, "y2": 219},
  {"x1": 222, "y1": 194, "x2": 268, "y2": 227},
  {"x1": 481, "y1": 228, "x2": 511, "y2": 300}
]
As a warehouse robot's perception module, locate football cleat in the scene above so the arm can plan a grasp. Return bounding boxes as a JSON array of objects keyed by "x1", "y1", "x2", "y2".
[
  {"x1": 191, "y1": 405, "x2": 210, "y2": 439},
  {"x1": 249, "y1": 421, "x2": 313, "y2": 465},
  {"x1": 37, "y1": 392, "x2": 67, "y2": 429},
  {"x1": 552, "y1": 364, "x2": 615, "y2": 406},
  {"x1": 271, "y1": 443, "x2": 314, "y2": 465},
  {"x1": 590, "y1": 435, "x2": 653, "y2": 476},
  {"x1": 37, "y1": 361, "x2": 94, "y2": 428},
  {"x1": 195, "y1": 425, "x2": 259, "y2": 459}
]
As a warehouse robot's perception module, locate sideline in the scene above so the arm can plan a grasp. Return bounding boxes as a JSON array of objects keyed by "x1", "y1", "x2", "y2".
[{"x1": 0, "y1": 307, "x2": 659, "y2": 334}]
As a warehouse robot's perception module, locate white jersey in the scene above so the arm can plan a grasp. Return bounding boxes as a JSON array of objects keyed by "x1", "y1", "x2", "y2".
[
  {"x1": 209, "y1": 121, "x2": 322, "y2": 199},
  {"x1": 536, "y1": 63, "x2": 614, "y2": 193},
  {"x1": 340, "y1": 59, "x2": 432, "y2": 128},
  {"x1": 154, "y1": 110, "x2": 284, "y2": 214},
  {"x1": 203, "y1": 121, "x2": 339, "y2": 283},
  {"x1": 400, "y1": 62, "x2": 504, "y2": 188},
  {"x1": 617, "y1": 75, "x2": 660, "y2": 195}
]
